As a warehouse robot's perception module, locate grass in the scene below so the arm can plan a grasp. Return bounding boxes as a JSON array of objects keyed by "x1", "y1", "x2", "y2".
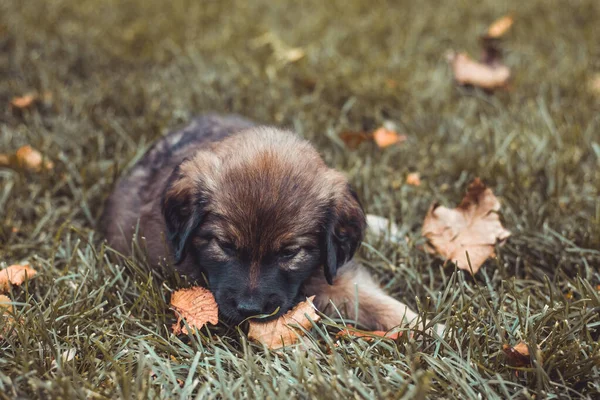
[{"x1": 1, "y1": 0, "x2": 599, "y2": 398}]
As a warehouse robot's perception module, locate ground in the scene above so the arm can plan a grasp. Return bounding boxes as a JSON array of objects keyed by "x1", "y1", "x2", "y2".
[{"x1": 1, "y1": 0, "x2": 599, "y2": 398}]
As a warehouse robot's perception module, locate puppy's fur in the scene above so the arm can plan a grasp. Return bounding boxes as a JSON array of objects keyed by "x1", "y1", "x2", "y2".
[{"x1": 102, "y1": 114, "x2": 427, "y2": 330}]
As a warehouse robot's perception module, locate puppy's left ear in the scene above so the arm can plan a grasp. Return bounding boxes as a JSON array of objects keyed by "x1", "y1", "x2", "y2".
[
  {"x1": 322, "y1": 178, "x2": 366, "y2": 285},
  {"x1": 162, "y1": 154, "x2": 217, "y2": 264}
]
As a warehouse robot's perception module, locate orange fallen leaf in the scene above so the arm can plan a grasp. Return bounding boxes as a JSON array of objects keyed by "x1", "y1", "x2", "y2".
[
  {"x1": 502, "y1": 341, "x2": 542, "y2": 367},
  {"x1": 372, "y1": 127, "x2": 407, "y2": 148},
  {"x1": 486, "y1": 15, "x2": 514, "y2": 38},
  {"x1": 15, "y1": 145, "x2": 54, "y2": 171},
  {"x1": 337, "y1": 327, "x2": 402, "y2": 341},
  {"x1": 10, "y1": 94, "x2": 38, "y2": 110},
  {"x1": 248, "y1": 296, "x2": 320, "y2": 349},
  {"x1": 0, "y1": 264, "x2": 38, "y2": 292},
  {"x1": 406, "y1": 172, "x2": 421, "y2": 186},
  {"x1": 447, "y1": 52, "x2": 510, "y2": 90},
  {"x1": 170, "y1": 287, "x2": 219, "y2": 335},
  {"x1": 422, "y1": 178, "x2": 511, "y2": 274},
  {"x1": 339, "y1": 131, "x2": 372, "y2": 150}
]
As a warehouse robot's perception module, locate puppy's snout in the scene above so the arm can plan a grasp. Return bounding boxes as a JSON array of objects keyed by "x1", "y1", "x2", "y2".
[
  {"x1": 234, "y1": 293, "x2": 281, "y2": 319},
  {"x1": 235, "y1": 297, "x2": 264, "y2": 319}
]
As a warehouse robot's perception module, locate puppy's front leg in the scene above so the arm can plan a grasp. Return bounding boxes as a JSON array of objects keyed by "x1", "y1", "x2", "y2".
[{"x1": 304, "y1": 260, "x2": 443, "y2": 334}]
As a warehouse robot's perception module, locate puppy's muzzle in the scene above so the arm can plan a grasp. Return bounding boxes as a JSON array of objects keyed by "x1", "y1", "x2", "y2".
[{"x1": 233, "y1": 293, "x2": 281, "y2": 319}]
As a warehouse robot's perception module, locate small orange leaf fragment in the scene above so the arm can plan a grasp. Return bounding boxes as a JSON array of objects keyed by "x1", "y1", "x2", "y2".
[
  {"x1": 248, "y1": 296, "x2": 320, "y2": 349},
  {"x1": 406, "y1": 172, "x2": 421, "y2": 186},
  {"x1": 10, "y1": 94, "x2": 37, "y2": 110},
  {"x1": 372, "y1": 127, "x2": 407, "y2": 148},
  {"x1": 422, "y1": 178, "x2": 511, "y2": 274},
  {"x1": 486, "y1": 15, "x2": 514, "y2": 38},
  {"x1": 15, "y1": 145, "x2": 54, "y2": 171},
  {"x1": 0, "y1": 264, "x2": 38, "y2": 292},
  {"x1": 448, "y1": 52, "x2": 510, "y2": 90},
  {"x1": 502, "y1": 341, "x2": 541, "y2": 367},
  {"x1": 170, "y1": 287, "x2": 219, "y2": 335},
  {"x1": 339, "y1": 131, "x2": 372, "y2": 150}
]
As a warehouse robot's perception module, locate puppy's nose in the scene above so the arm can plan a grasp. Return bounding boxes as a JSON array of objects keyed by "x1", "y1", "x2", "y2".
[{"x1": 236, "y1": 298, "x2": 264, "y2": 318}]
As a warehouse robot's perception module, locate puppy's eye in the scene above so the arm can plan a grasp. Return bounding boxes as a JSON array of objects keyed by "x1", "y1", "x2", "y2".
[
  {"x1": 280, "y1": 247, "x2": 301, "y2": 260},
  {"x1": 214, "y1": 239, "x2": 236, "y2": 255}
]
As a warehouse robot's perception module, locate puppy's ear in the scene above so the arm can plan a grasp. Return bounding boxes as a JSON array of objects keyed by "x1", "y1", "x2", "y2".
[
  {"x1": 322, "y1": 178, "x2": 366, "y2": 285},
  {"x1": 162, "y1": 154, "x2": 217, "y2": 264}
]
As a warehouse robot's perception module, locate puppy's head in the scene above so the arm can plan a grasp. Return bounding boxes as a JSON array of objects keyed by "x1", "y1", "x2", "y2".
[{"x1": 162, "y1": 128, "x2": 365, "y2": 324}]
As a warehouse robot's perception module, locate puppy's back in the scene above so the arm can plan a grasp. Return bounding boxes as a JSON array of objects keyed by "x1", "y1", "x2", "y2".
[{"x1": 101, "y1": 114, "x2": 255, "y2": 255}]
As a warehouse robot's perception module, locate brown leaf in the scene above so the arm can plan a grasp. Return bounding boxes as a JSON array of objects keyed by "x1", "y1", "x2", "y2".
[
  {"x1": 10, "y1": 94, "x2": 38, "y2": 110},
  {"x1": 15, "y1": 145, "x2": 54, "y2": 171},
  {"x1": 406, "y1": 172, "x2": 421, "y2": 186},
  {"x1": 170, "y1": 287, "x2": 219, "y2": 335},
  {"x1": 337, "y1": 326, "x2": 402, "y2": 341},
  {"x1": 248, "y1": 296, "x2": 320, "y2": 349},
  {"x1": 486, "y1": 15, "x2": 514, "y2": 39},
  {"x1": 503, "y1": 341, "x2": 541, "y2": 367},
  {"x1": 338, "y1": 131, "x2": 372, "y2": 150},
  {"x1": 448, "y1": 52, "x2": 510, "y2": 90},
  {"x1": 372, "y1": 127, "x2": 407, "y2": 148},
  {"x1": 0, "y1": 264, "x2": 38, "y2": 292},
  {"x1": 422, "y1": 178, "x2": 511, "y2": 274}
]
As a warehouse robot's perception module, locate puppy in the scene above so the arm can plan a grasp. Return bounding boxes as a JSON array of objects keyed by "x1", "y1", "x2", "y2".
[{"x1": 102, "y1": 114, "x2": 435, "y2": 331}]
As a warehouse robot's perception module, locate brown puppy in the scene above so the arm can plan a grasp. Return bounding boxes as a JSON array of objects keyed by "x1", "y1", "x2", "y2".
[{"x1": 102, "y1": 114, "x2": 434, "y2": 331}]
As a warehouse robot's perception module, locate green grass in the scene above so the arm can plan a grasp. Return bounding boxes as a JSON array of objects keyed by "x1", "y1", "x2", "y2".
[{"x1": 1, "y1": 0, "x2": 600, "y2": 398}]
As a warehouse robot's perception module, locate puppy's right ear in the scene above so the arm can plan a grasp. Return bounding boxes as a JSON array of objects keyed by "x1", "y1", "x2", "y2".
[{"x1": 162, "y1": 155, "x2": 217, "y2": 264}]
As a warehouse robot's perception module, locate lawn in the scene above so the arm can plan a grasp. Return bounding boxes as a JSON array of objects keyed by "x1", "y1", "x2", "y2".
[{"x1": 1, "y1": 0, "x2": 599, "y2": 398}]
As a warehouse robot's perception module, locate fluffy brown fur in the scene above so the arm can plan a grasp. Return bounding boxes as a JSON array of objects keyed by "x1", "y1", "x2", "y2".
[{"x1": 102, "y1": 114, "x2": 439, "y2": 331}]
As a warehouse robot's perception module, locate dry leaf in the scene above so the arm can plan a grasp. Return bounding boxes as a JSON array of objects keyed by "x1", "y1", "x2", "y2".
[
  {"x1": 448, "y1": 52, "x2": 510, "y2": 90},
  {"x1": 337, "y1": 327, "x2": 402, "y2": 341},
  {"x1": 486, "y1": 15, "x2": 514, "y2": 38},
  {"x1": 0, "y1": 264, "x2": 38, "y2": 292},
  {"x1": 406, "y1": 172, "x2": 421, "y2": 186},
  {"x1": 15, "y1": 145, "x2": 54, "y2": 171},
  {"x1": 170, "y1": 287, "x2": 219, "y2": 335},
  {"x1": 248, "y1": 296, "x2": 320, "y2": 349},
  {"x1": 503, "y1": 341, "x2": 542, "y2": 367},
  {"x1": 10, "y1": 94, "x2": 37, "y2": 110},
  {"x1": 422, "y1": 178, "x2": 511, "y2": 274},
  {"x1": 338, "y1": 131, "x2": 372, "y2": 150},
  {"x1": 372, "y1": 127, "x2": 407, "y2": 148}
]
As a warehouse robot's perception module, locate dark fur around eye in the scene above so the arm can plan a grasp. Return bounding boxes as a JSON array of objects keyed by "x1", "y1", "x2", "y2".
[{"x1": 280, "y1": 247, "x2": 301, "y2": 259}]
